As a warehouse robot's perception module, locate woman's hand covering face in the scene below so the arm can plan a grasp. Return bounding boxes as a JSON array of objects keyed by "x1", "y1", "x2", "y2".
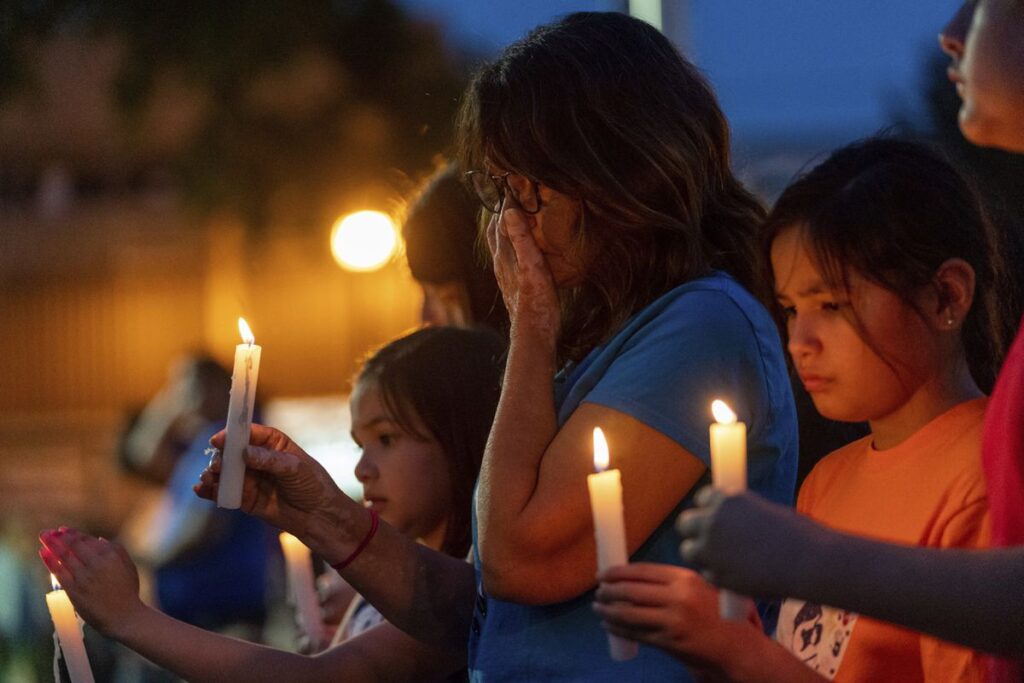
[{"x1": 486, "y1": 207, "x2": 561, "y2": 345}]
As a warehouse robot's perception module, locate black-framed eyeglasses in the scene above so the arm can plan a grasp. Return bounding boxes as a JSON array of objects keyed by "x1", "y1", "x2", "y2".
[{"x1": 465, "y1": 170, "x2": 542, "y2": 214}]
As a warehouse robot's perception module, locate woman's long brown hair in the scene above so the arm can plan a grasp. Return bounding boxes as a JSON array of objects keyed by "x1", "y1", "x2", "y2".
[{"x1": 457, "y1": 12, "x2": 767, "y2": 362}]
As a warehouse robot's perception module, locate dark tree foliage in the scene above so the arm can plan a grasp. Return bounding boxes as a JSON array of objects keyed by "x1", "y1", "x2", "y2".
[
  {"x1": 0, "y1": 1, "x2": 79, "y2": 97},
  {"x1": 2, "y1": 0, "x2": 470, "y2": 227}
]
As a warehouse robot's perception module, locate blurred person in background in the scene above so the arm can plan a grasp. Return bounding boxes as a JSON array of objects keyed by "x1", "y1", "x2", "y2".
[
  {"x1": 403, "y1": 161, "x2": 509, "y2": 335},
  {"x1": 115, "y1": 355, "x2": 275, "y2": 680}
]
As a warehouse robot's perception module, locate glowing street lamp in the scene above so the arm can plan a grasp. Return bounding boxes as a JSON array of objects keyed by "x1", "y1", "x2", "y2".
[{"x1": 330, "y1": 210, "x2": 399, "y2": 272}]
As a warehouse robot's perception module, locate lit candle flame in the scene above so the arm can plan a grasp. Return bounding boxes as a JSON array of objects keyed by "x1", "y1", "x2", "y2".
[
  {"x1": 593, "y1": 427, "x2": 609, "y2": 472},
  {"x1": 238, "y1": 317, "x2": 255, "y2": 346},
  {"x1": 711, "y1": 399, "x2": 737, "y2": 425},
  {"x1": 50, "y1": 573, "x2": 60, "y2": 591}
]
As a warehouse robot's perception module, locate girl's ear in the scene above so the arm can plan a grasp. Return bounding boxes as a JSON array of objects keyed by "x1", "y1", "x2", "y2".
[{"x1": 929, "y1": 258, "x2": 976, "y2": 332}]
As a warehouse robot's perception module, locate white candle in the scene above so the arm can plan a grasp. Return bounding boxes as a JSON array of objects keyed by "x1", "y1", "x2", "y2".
[
  {"x1": 709, "y1": 399, "x2": 747, "y2": 620},
  {"x1": 279, "y1": 533, "x2": 326, "y2": 648},
  {"x1": 587, "y1": 428, "x2": 638, "y2": 662},
  {"x1": 218, "y1": 317, "x2": 262, "y2": 509},
  {"x1": 46, "y1": 574, "x2": 95, "y2": 683}
]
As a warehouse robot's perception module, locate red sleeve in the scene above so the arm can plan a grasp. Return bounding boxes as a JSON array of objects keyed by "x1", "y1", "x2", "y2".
[{"x1": 983, "y1": 319, "x2": 1024, "y2": 547}]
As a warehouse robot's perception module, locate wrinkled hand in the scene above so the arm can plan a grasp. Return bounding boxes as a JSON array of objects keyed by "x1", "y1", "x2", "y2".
[
  {"x1": 196, "y1": 423, "x2": 347, "y2": 537},
  {"x1": 594, "y1": 563, "x2": 759, "y2": 672},
  {"x1": 677, "y1": 487, "x2": 816, "y2": 597},
  {"x1": 38, "y1": 528, "x2": 145, "y2": 637},
  {"x1": 485, "y1": 207, "x2": 560, "y2": 343}
]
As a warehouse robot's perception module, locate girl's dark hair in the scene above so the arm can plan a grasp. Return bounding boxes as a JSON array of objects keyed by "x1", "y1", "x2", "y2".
[
  {"x1": 763, "y1": 137, "x2": 1013, "y2": 392},
  {"x1": 456, "y1": 11, "x2": 766, "y2": 361},
  {"x1": 402, "y1": 163, "x2": 509, "y2": 334},
  {"x1": 355, "y1": 326, "x2": 504, "y2": 557}
]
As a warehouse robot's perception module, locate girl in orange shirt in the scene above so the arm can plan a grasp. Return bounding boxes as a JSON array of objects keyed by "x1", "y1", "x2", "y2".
[{"x1": 595, "y1": 137, "x2": 1012, "y2": 682}]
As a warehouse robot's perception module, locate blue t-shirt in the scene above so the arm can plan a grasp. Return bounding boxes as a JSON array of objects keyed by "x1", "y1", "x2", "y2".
[{"x1": 468, "y1": 272, "x2": 798, "y2": 682}]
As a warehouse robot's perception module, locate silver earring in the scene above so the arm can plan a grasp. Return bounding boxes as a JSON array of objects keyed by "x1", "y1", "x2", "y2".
[{"x1": 946, "y1": 316, "x2": 955, "y2": 327}]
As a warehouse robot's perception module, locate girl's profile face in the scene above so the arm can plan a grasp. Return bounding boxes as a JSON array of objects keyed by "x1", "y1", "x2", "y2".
[
  {"x1": 941, "y1": 0, "x2": 1024, "y2": 152},
  {"x1": 771, "y1": 227, "x2": 939, "y2": 424},
  {"x1": 349, "y1": 380, "x2": 452, "y2": 550}
]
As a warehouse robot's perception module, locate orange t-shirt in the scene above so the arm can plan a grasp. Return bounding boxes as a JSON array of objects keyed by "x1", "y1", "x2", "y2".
[{"x1": 777, "y1": 398, "x2": 990, "y2": 682}]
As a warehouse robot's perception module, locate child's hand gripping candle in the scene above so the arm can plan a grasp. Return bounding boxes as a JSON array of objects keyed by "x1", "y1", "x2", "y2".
[
  {"x1": 587, "y1": 428, "x2": 639, "y2": 661},
  {"x1": 278, "y1": 533, "x2": 327, "y2": 649},
  {"x1": 709, "y1": 399, "x2": 747, "y2": 620},
  {"x1": 46, "y1": 574, "x2": 95, "y2": 683},
  {"x1": 218, "y1": 317, "x2": 262, "y2": 509}
]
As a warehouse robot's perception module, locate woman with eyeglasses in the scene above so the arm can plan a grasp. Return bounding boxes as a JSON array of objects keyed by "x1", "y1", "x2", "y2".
[
  {"x1": 458, "y1": 11, "x2": 796, "y2": 681},
  {"x1": 63, "y1": 12, "x2": 794, "y2": 683}
]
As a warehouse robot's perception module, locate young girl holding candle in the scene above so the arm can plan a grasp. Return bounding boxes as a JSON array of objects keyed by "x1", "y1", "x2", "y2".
[
  {"x1": 595, "y1": 137, "x2": 1010, "y2": 682},
  {"x1": 136, "y1": 12, "x2": 797, "y2": 683},
  {"x1": 38, "y1": 325, "x2": 503, "y2": 682}
]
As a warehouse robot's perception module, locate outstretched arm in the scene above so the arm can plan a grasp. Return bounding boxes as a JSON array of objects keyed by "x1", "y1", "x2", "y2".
[
  {"x1": 39, "y1": 529, "x2": 463, "y2": 683},
  {"x1": 679, "y1": 488, "x2": 1024, "y2": 657},
  {"x1": 194, "y1": 427, "x2": 475, "y2": 655},
  {"x1": 594, "y1": 563, "x2": 826, "y2": 683}
]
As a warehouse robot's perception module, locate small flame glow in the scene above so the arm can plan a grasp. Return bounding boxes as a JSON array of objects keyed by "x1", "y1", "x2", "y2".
[
  {"x1": 50, "y1": 573, "x2": 60, "y2": 591},
  {"x1": 593, "y1": 427, "x2": 609, "y2": 472},
  {"x1": 711, "y1": 400, "x2": 737, "y2": 425},
  {"x1": 238, "y1": 317, "x2": 255, "y2": 345}
]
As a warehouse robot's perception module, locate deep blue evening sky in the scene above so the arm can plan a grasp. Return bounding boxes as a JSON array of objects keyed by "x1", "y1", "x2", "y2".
[{"x1": 397, "y1": 1, "x2": 961, "y2": 148}]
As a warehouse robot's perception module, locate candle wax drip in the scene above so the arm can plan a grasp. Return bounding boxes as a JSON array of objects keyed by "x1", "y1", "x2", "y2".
[
  {"x1": 52, "y1": 631, "x2": 61, "y2": 683},
  {"x1": 235, "y1": 350, "x2": 254, "y2": 428}
]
